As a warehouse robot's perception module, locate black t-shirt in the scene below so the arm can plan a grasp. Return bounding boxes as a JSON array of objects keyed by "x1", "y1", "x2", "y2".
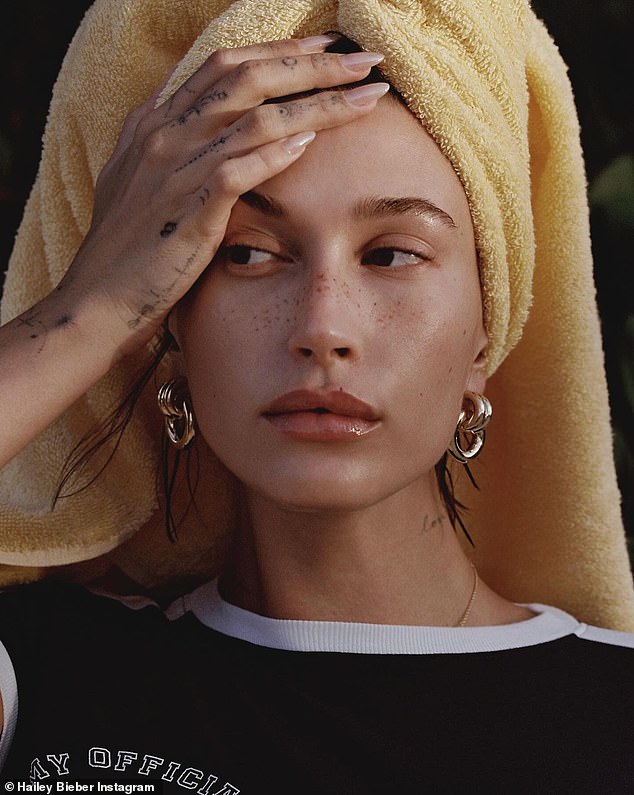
[{"x1": 1, "y1": 580, "x2": 634, "y2": 793}]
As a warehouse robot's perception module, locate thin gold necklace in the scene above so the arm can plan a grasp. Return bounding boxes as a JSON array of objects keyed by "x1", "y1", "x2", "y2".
[{"x1": 456, "y1": 563, "x2": 478, "y2": 627}]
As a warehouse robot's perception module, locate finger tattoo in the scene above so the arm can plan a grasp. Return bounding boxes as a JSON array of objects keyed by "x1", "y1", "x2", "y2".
[
  {"x1": 174, "y1": 132, "x2": 232, "y2": 174},
  {"x1": 170, "y1": 89, "x2": 229, "y2": 127},
  {"x1": 160, "y1": 221, "x2": 178, "y2": 238}
]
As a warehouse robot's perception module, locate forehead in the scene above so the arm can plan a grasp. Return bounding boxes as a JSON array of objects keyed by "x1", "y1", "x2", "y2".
[{"x1": 256, "y1": 97, "x2": 473, "y2": 230}]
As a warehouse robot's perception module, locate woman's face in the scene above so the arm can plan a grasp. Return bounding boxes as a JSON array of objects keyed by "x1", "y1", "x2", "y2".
[{"x1": 175, "y1": 97, "x2": 487, "y2": 511}]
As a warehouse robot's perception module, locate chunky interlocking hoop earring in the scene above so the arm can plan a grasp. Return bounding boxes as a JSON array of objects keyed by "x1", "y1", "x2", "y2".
[
  {"x1": 448, "y1": 391, "x2": 492, "y2": 463},
  {"x1": 157, "y1": 377, "x2": 196, "y2": 449}
]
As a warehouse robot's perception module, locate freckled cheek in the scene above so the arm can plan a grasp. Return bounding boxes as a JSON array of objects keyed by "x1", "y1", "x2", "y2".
[
  {"x1": 370, "y1": 296, "x2": 402, "y2": 327},
  {"x1": 385, "y1": 314, "x2": 477, "y2": 463},
  {"x1": 383, "y1": 287, "x2": 482, "y2": 397},
  {"x1": 180, "y1": 286, "x2": 295, "y2": 395}
]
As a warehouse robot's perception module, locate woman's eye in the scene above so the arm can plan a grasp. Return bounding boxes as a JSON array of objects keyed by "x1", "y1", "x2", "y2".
[
  {"x1": 225, "y1": 245, "x2": 276, "y2": 266},
  {"x1": 362, "y1": 247, "x2": 431, "y2": 268},
  {"x1": 217, "y1": 243, "x2": 287, "y2": 275}
]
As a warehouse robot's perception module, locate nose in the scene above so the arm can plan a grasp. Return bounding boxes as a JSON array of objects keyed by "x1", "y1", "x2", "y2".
[{"x1": 287, "y1": 268, "x2": 360, "y2": 365}]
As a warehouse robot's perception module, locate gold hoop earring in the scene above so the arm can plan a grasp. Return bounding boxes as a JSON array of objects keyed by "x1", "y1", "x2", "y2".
[
  {"x1": 157, "y1": 377, "x2": 196, "y2": 449},
  {"x1": 448, "y1": 391, "x2": 492, "y2": 463}
]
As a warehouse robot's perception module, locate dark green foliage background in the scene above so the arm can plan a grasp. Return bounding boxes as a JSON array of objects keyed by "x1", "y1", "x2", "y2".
[{"x1": 1, "y1": 1, "x2": 632, "y2": 562}]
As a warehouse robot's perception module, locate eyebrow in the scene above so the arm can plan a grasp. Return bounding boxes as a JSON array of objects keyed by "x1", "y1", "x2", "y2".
[
  {"x1": 352, "y1": 196, "x2": 456, "y2": 228},
  {"x1": 239, "y1": 191, "x2": 457, "y2": 229},
  {"x1": 239, "y1": 190, "x2": 284, "y2": 217}
]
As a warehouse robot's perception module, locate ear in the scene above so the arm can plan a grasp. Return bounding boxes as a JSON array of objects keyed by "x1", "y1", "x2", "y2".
[
  {"x1": 163, "y1": 313, "x2": 188, "y2": 377},
  {"x1": 466, "y1": 322, "x2": 488, "y2": 395},
  {"x1": 165, "y1": 311, "x2": 182, "y2": 353}
]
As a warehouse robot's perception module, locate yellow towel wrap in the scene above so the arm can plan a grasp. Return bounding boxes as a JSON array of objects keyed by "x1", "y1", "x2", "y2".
[{"x1": 1, "y1": 0, "x2": 633, "y2": 629}]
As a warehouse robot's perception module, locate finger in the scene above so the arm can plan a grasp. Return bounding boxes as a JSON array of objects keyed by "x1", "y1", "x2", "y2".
[
  {"x1": 158, "y1": 34, "x2": 341, "y2": 121},
  {"x1": 186, "y1": 131, "x2": 319, "y2": 241},
  {"x1": 140, "y1": 133, "x2": 318, "y2": 303},
  {"x1": 163, "y1": 50, "x2": 385, "y2": 133},
  {"x1": 167, "y1": 83, "x2": 390, "y2": 180},
  {"x1": 99, "y1": 70, "x2": 175, "y2": 182}
]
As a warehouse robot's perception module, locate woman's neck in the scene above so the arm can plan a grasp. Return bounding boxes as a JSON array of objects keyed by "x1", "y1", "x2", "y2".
[{"x1": 219, "y1": 477, "x2": 531, "y2": 627}]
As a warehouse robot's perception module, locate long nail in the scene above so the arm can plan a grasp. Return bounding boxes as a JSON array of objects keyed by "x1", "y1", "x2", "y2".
[
  {"x1": 340, "y1": 52, "x2": 384, "y2": 72},
  {"x1": 284, "y1": 130, "x2": 317, "y2": 154},
  {"x1": 344, "y1": 82, "x2": 390, "y2": 106},
  {"x1": 298, "y1": 34, "x2": 341, "y2": 52}
]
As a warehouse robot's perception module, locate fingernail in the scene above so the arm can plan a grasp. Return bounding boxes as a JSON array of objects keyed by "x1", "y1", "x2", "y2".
[
  {"x1": 340, "y1": 52, "x2": 384, "y2": 72},
  {"x1": 298, "y1": 34, "x2": 341, "y2": 52},
  {"x1": 344, "y1": 82, "x2": 390, "y2": 106},
  {"x1": 285, "y1": 130, "x2": 317, "y2": 154}
]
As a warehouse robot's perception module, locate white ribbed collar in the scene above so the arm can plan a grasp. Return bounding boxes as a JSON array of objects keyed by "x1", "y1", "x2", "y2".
[{"x1": 166, "y1": 579, "x2": 585, "y2": 655}]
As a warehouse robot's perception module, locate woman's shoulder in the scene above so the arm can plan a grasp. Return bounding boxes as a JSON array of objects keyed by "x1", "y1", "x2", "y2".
[
  {"x1": 525, "y1": 603, "x2": 634, "y2": 647},
  {"x1": 0, "y1": 581, "x2": 167, "y2": 771},
  {"x1": 0, "y1": 580, "x2": 174, "y2": 662},
  {"x1": 571, "y1": 617, "x2": 634, "y2": 651},
  {"x1": 0, "y1": 578, "x2": 162, "y2": 622},
  {"x1": 512, "y1": 605, "x2": 634, "y2": 686}
]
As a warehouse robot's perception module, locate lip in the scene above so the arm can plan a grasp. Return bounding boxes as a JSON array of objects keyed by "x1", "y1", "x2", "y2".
[{"x1": 262, "y1": 389, "x2": 381, "y2": 441}]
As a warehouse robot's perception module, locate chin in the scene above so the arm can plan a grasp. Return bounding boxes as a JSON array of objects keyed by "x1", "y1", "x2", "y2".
[
  {"x1": 242, "y1": 466, "x2": 423, "y2": 515},
  {"x1": 275, "y1": 489, "x2": 384, "y2": 514},
  {"x1": 208, "y1": 442, "x2": 439, "y2": 514}
]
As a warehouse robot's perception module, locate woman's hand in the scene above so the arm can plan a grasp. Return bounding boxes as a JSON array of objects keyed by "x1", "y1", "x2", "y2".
[
  {"x1": 0, "y1": 36, "x2": 387, "y2": 468},
  {"x1": 65, "y1": 35, "x2": 387, "y2": 353}
]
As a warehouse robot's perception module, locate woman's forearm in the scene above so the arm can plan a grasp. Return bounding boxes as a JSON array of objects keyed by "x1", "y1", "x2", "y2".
[{"x1": 0, "y1": 282, "x2": 127, "y2": 469}]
